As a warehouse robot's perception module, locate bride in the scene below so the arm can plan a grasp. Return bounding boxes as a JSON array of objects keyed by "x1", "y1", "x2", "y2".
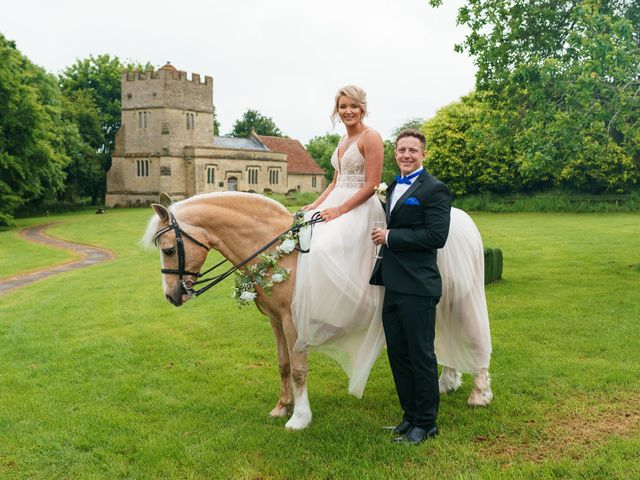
[{"x1": 292, "y1": 85, "x2": 386, "y2": 397}]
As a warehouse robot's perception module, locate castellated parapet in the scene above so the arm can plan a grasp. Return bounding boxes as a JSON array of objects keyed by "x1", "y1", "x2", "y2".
[{"x1": 121, "y1": 65, "x2": 213, "y2": 112}]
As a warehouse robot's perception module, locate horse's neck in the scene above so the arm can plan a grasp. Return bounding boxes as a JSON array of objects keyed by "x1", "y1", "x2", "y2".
[{"x1": 180, "y1": 195, "x2": 291, "y2": 265}]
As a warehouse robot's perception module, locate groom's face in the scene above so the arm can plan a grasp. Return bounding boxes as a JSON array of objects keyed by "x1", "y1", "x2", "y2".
[{"x1": 395, "y1": 137, "x2": 425, "y2": 176}]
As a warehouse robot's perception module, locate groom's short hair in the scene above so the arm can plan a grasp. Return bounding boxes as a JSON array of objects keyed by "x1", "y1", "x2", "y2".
[{"x1": 395, "y1": 129, "x2": 426, "y2": 149}]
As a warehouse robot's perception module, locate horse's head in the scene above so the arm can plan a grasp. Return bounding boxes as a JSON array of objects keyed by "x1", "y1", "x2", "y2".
[{"x1": 147, "y1": 203, "x2": 210, "y2": 307}]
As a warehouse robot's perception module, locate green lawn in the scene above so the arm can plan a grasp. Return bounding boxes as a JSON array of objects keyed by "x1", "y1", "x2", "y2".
[{"x1": 0, "y1": 209, "x2": 639, "y2": 479}]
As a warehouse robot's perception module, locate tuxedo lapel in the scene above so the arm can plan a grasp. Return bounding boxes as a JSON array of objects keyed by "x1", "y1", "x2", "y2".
[
  {"x1": 385, "y1": 180, "x2": 397, "y2": 223},
  {"x1": 390, "y1": 172, "x2": 425, "y2": 218}
]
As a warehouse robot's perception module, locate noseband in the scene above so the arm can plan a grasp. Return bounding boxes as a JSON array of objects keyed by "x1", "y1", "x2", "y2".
[
  {"x1": 154, "y1": 211, "x2": 210, "y2": 295},
  {"x1": 154, "y1": 210, "x2": 324, "y2": 299}
]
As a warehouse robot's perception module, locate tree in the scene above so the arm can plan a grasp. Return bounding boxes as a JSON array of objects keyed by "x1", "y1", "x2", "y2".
[
  {"x1": 229, "y1": 109, "x2": 285, "y2": 137},
  {"x1": 0, "y1": 34, "x2": 70, "y2": 225},
  {"x1": 305, "y1": 133, "x2": 340, "y2": 181},
  {"x1": 59, "y1": 55, "x2": 151, "y2": 202},
  {"x1": 391, "y1": 117, "x2": 426, "y2": 139},
  {"x1": 429, "y1": 0, "x2": 640, "y2": 193}
]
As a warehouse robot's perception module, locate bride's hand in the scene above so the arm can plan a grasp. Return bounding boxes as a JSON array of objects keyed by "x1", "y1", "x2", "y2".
[
  {"x1": 302, "y1": 203, "x2": 317, "y2": 211},
  {"x1": 320, "y1": 207, "x2": 342, "y2": 222}
]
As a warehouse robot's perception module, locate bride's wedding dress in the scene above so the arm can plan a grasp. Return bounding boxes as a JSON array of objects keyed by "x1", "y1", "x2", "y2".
[{"x1": 292, "y1": 134, "x2": 386, "y2": 398}]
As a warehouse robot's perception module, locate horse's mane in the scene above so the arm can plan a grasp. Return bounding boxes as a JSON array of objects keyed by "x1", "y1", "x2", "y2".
[{"x1": 141, "y1": 192, "x2": 291, "y2": 250}]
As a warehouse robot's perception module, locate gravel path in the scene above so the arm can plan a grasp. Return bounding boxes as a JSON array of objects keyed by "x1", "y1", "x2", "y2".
[{"x1": 0, "y1": 223, "x2": 114, "y2": 296}]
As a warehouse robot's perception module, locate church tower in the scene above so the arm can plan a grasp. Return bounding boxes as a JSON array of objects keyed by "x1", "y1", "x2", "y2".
[{"x1": 106, "y1": 63, "x2": 214, "y2": 206}]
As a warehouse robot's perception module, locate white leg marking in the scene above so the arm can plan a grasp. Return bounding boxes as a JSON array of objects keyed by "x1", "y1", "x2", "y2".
[
  {"x1": 439, "y1": 366, "x2": 463, "y2": 394},
  {"x1": 467, "y1": 368, "x2": 493, "y2": 407},
  {"x1": 285, "y1": 383, "x2": 312, "y2": 430}
]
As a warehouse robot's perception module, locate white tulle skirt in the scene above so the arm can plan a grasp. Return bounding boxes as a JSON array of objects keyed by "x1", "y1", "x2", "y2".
[
  {"x1": 435, "y1": 208, "x2": 492, "y2": 372},
  {"x1": 292, "y1": 187, "x2": 387, "y2": 398}
]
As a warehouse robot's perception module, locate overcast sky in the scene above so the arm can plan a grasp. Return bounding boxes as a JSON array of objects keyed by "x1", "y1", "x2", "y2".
[{"x1": 2, "y1": 0, "x2": 476, "y2": 144}]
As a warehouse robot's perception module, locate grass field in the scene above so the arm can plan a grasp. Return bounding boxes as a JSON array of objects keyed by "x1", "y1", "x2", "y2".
[{"x1": 0, "y1": 208, "x2": 639, "y2": 479}]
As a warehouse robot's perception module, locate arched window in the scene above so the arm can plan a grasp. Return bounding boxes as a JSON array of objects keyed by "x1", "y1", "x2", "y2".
[{"x1": 227, "y1": 177, "x2": 238, "y2": 191}]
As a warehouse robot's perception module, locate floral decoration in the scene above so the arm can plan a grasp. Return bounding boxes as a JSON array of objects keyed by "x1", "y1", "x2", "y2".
[
  {"x1": 233, "y1": 210, "x2": 307, "y2": 305},
  {"x1": 374, "y1": 182, "x2": 388, "y2": 202}
]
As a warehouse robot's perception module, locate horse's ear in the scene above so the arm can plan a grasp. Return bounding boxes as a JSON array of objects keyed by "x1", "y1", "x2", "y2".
[
  {"x1": 159, "y1": 192, "x2": 172, "y2": 208},
  {"x1": 151, "y1": 204, "x2": 170, "y2": 223}
]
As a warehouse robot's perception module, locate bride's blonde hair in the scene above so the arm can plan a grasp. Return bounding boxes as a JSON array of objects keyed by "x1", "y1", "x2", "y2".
[{"x1": 331, "y1": 85, "x2": 368, "y2": 126}]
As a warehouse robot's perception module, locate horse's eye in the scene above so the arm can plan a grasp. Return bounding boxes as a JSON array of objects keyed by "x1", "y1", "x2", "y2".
[{"x1": 162, "y1": 247, "x2": 176, "y2": 256}]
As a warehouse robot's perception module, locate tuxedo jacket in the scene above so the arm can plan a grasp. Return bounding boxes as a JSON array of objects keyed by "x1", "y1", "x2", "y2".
[{"x1": 370, "y1": 170, "x2": 451, "y2": 297}]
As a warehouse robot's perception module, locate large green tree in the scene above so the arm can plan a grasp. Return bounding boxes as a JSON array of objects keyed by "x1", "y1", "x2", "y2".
[
  {"x1": 59, "y1": 55, "x2": 151, "y2": 202},
  {"x1": 429, "y1": 0, "x2": 640, "y2": 193},
  {"x1": 0, "y1": 34, "x2": 71, "y2": 225},
  {"x1": 229, "y1": 109, "x2": 285, "y2": 137}
]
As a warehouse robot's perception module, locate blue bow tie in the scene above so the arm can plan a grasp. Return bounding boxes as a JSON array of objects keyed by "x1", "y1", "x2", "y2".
[{"x1": 395, "y1": 169, "x2": 422, "y2": 185}]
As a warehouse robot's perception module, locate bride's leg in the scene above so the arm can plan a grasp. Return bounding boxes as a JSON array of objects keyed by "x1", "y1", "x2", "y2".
[
  {"x1": 281, "y1": 315, "x2": 312, "y2": 430},
  {"x1": 269, "y1": 318, "x2": 293, "y2": 417}
]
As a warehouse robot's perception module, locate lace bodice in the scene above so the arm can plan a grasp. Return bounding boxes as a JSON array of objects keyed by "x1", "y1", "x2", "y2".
[{"x1": 331, "y1": 142, "x2": 366, "y2": 189}]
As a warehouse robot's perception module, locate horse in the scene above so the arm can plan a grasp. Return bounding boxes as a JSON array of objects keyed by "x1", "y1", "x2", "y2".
[{"x1": 142, "y1": 192, "x2": 493, "y2": 430}]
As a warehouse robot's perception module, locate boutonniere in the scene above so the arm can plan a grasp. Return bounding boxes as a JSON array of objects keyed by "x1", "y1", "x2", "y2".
[{"x1": 374, "y1": 182, "x2": 388, "y2": 202}]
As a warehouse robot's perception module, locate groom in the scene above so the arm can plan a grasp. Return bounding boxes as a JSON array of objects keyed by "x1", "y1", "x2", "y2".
[{"x1": 370, "y1": 129, "x2": 451, "y2": 444}]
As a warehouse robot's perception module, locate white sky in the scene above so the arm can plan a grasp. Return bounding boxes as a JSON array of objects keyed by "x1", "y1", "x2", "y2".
[{"x1": 1, "y1": 0, "x2": 476, "y2": 144}]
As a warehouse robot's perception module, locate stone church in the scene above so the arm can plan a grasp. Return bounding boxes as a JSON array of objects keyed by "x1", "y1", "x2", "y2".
[{"x1": 105, "y1": 63, "x2": 326, "y2": 207}]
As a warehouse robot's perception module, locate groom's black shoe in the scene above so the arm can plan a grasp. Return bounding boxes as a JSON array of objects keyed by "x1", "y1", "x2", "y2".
[
  {"x1": 393, "y1": 425, "x2": 439, "y2": 444},
  {"x1": 382, "y1": 419, "x2": 412, "y2": 435}
]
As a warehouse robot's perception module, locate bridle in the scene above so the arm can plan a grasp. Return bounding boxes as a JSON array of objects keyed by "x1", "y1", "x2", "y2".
[{"x1": 153, "y1": 210, "x2": 323, "y2": 298}]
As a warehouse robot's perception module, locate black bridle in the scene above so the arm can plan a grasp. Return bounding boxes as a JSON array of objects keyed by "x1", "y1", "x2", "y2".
[{"x1": 153, "y1": 211, "x2": 323, "y2": 298}]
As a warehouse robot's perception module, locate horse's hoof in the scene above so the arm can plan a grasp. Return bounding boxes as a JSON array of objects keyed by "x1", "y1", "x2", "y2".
[
  {"x1": 467, "y1": 388, "x2": 493, "y2": 407},
  {"x1": 285, "y1": 412, "x2": 312, "y2": 430},
  {"x1": 269, "y1": 403, "x2": 292, "y2": 418},
  {"x1": 467, "y1": 369, "x2": 492, "y2": 406},
  {"x1": 439, "y1": 368, "x2": 462, "y2": 395}
]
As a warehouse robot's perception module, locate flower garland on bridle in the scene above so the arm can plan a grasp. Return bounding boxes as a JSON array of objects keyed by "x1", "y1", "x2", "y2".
[{"x1": 233, "y1": 210, "x2": 306, "y2": 305}]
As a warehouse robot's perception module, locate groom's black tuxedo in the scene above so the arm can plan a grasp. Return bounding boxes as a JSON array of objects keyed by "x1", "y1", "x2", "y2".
[{"x1": 370, "y1": 169, "x2": 451, "y2": 430}]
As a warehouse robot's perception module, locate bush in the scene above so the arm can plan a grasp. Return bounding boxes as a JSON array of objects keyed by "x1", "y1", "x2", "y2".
[{"x1": 484, "y1": 247, "x2": 503, "y2": 285}]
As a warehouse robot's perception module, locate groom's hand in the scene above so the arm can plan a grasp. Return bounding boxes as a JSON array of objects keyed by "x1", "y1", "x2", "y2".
[{"x1": 371, "y1": 228, "x2": 388, "y2": 246}]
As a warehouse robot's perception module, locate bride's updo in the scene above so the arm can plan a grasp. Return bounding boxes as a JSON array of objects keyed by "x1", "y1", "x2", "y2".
[{"x1": 331, "y1": 85, "x2": 368, "y2": 125}]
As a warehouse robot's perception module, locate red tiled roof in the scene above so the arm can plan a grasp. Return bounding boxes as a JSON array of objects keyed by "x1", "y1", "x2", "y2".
[{"x1": 256, "y1": 135, "x2": 325, "y2": 175}]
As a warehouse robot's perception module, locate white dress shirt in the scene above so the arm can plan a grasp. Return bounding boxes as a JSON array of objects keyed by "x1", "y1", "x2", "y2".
[{"x1": 385, "y1": 168, "x2": 423, "y2": 245}]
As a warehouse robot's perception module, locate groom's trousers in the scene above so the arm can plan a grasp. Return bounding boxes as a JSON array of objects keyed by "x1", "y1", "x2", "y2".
[{"x1": 382, "y1": 291, "x2": 440, "y2": 429}]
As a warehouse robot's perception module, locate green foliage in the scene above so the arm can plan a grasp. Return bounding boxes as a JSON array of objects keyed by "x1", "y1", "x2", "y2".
[
  {"x1": 59, "y1": 54, "x2": 152, "y2": 202},
  {"x1": 426, "y1": 0, "x2": 640, "y2": 194},
  {"x1": 391, "y1": 117, "x2": 426, "y2": 139},
  {"x1": 482, "y1": 247, "x2": 504, "y2": 285},
  {"x1": 0, "y1": 34, "x2": 71, "y2": 226},
  {"x1": 305, "y1": 133, "x2": 340, "y2": 181},
  {"x1": 229, "y1": 109, "x2": 285, "y2": 137},
  {"x1": 453, "y1": 190, "x2": 640, "y2": 212},
  {"x1": 382, "y1": 140, "x2": 400, "y2": 185}
]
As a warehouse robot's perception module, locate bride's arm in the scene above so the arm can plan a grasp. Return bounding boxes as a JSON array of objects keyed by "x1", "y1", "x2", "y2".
[
  {"x1": 303, "y1": 172, "x2": 337, "y2": 210},
  {"x1": 320, "y1": 130, "x2": 383, "y2": 221}
]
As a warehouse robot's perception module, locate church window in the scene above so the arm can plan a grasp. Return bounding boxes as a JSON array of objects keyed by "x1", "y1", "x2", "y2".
[
  {"x1": 269, "y1": 169, "x2": 279, "y2": 185},
  {"x1": 143, "y1": 111, "x2": 148, "y2": 128},
  {"x1": 136, "y1": 159, "x2": 149, "y2": 177},
  {"x1": 138, "y1": 112, "x2": 142, "y2": 128},
  {"x1": 248, "y1": 168, "x2": 258, "y2": 185},
  {"x1": 186, "y1": 113, "x2": 195, "y2": 130},
  {"x1": 206, "y1": 165, "x2": 215, "y2": 184},
  {"x1": 312, "y1": 176, "x2": 317, "y2": 188}
]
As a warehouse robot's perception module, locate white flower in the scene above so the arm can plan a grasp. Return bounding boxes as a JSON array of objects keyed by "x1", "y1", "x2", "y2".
[
  {"x1": 239, "y1": 291, "x2": 257, "y2": 302},
  {"x1": 271, "y1": 273, "x2": 284, "y2": 283},
  {"x1": 375, "y1": 182, "x2": 388, "y2": 194},
  {"x1": 278, "y1": 238, "x2": 296, "y2": 254},
  {"x1": 374, "y1": 182, "x2": 388, "y2": 202}
]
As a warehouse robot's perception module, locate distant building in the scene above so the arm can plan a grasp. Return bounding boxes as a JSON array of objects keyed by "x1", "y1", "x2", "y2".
[{"x1": 106, "y1": 63, "x2": 326, "y2": 207}]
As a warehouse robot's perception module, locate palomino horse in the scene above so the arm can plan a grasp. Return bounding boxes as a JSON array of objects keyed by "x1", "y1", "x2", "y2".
[{"x1": 143, "y1": 192, "x2": 493, "y2": 430}]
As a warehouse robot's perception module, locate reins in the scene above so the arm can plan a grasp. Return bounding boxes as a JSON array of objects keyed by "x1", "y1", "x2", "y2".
[{"x1": 154, "y1": 211, "x2": 324, "y2": 298}]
